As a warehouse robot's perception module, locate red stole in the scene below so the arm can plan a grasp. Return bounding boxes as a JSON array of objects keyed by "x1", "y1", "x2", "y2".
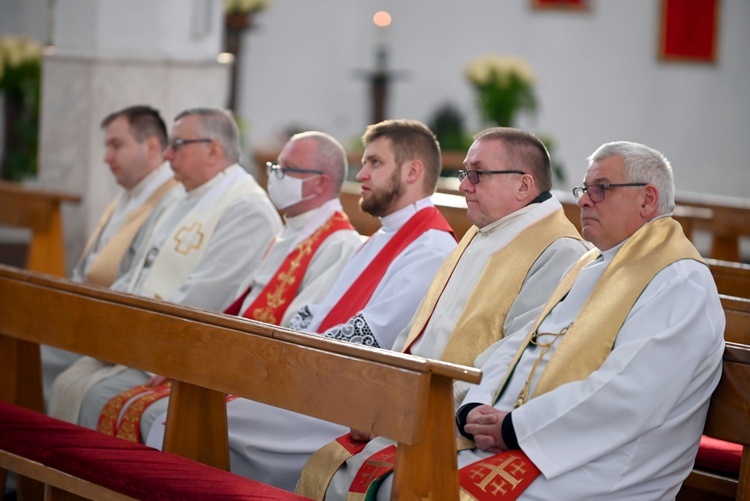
[
  {"x1": 224, "y1": 212, "x2": 354, "y2": 324},
  {"x1": 316, "y1": 206, "x2": 455, "y2": 333},
  {"x1": 348, "y1": 445, "x2": 540, "y2": 500},
  {"x1": 98, "y1": 212, "x2": 355, "y2": 443}
]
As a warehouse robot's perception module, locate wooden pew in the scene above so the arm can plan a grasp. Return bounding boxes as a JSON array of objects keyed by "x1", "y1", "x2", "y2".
[
  {"x1": 0, "y1": 265, "x2": 481, "y2": 500},
  {"x1": 0, "y1": 180, "x2": 80, "y2": 276},
  {"x1": 677, "y1": 342, "x2": 750, "y2": 501},
  {"x1": 676, "y1": 192, "x2": 750, "y2": 263},
  {"x1": 711, "y1": 260, "x2": 750, "y2": 299},
  {"x1": 721, "y1": 294, "x2": 750, "y2": 346}
]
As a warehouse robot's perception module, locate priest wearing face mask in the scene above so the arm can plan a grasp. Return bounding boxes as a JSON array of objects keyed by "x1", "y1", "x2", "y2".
[
  {"x1": 146, "y1": 119, "x2": 459, "y2": 491},
  {"x1": 90, "y1": 131, "x2": 363, "y2": 447}
]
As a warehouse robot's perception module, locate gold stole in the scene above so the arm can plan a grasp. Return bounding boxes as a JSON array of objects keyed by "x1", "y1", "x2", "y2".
[
  {"x1": 449, "y1": 218, "x2": 703, "y2": 500},
  {"x1": 84, "y1": 178, "x2": 179, "y2": 287},
  {"x1": 414, "y1": 209, "x2": 582, "y2": 367},
  {"x1": 455, "y1": 217, "x2": 703, "y2": 453},
  {"x1": 296, "y1": 209, "x2": 582, "y2": 500}
]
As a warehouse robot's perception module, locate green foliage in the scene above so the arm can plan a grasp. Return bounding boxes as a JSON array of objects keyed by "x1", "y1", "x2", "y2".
[
  {"x1": 465, "y1": 54, "x2": 537, "y2": 128},
  {"x1": 0, "y1": 36, "x2": 42, "y2": 182},
  {"x1": 428, "y1": 102, "x2": 473, "y2": 153}
]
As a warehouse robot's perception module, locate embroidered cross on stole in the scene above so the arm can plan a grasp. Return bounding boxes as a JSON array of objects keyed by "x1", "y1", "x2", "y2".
[
  {"x1": 224, "y1": 212, "x2": 355, "y2": 324},
  {"x1": 99, "y1": 212, "x2": 355, "y2": 443}
]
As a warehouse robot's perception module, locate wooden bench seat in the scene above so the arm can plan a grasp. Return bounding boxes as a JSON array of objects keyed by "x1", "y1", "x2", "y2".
[{"x1": 0, "y1": 265, "x2": 481, "y2": 500}]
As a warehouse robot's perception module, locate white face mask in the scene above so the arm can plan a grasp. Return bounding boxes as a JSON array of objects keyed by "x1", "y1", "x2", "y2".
[{"x1": 267, "y1": 173, "x2": 318, "y2": 210}]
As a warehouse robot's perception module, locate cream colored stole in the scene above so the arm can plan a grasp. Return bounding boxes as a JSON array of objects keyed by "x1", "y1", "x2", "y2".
[
  {"x1": 84, "y1": 179, "x2": 179, "y2": 287},
  {"x1": 402, "y1": 209, "x2": 582, "y2": 367},
  {"x1": 457, "y1": 217, "x2": 703, "y2": 451},
  {"x1": 139, "y1": 169, "x2": 262, "y2": 300}
]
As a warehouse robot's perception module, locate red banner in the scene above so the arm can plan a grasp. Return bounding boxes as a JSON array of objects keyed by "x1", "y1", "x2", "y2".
[{"x1": 660, "y1": 0, "x2": 719, "y2": 62}]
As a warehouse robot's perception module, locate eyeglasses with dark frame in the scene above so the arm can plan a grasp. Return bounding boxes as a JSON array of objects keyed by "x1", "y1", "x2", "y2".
[
  {"x1": 266, "y1": 162, "x2": 324, "y2": 179},
  {"x1": 457, "y1": 169, "x2": 526, "y2": 185},
  {"x1": 572, "y1": 183, "x2": 648, "y2": 203},
  {"x1": 168, "y1": 138, "x2": 213, "y2": 151}
]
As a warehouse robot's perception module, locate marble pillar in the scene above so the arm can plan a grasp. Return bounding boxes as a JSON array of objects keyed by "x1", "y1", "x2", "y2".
[{"x1": 37, "y1": 0, "x2": 231, "y2": 273}]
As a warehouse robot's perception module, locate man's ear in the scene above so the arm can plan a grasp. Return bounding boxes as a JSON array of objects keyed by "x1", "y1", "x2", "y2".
[
  {"x1": 146, "y1": 135, "x2": 163, "y2": 158},
  {"x1": 207, "y1": 140, "x2": 225, "y2": 163},
  {"x1": 640, "y1": 184, "x2": 660, "y2": 218},
  {"x1": 404, "y1": 159, "x2": 424, "y2": 185},
  {"x1": 309, "y1": 171, "x2": 330, "y2": 196},
  {"x1": 516, "y1": 173, "x2": 535, "y2": 201}
]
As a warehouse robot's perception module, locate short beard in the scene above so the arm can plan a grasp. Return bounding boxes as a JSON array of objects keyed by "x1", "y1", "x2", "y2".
[{"x1": 360, "y1": 166, "x2": 404, "y2": 217}]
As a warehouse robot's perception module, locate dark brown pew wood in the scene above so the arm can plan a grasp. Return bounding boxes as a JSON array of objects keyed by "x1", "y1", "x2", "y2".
[
  {"x1": 677, "y1": 342, "x2": 750, "y2": 501},
  {"x1": 711, "y1": 259, "x2": 750, "y2": 299},
  {"x1": 0, "y1": 265, "x2": 481, "y2": 500},
  {"x1": 721, "y1": 295, "x2": 750, "y2": 346}
]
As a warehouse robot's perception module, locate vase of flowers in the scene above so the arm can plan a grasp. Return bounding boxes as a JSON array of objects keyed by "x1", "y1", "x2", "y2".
[
  {"x1": 224, "y1": 0, "x2": 269, "y2": 26},
  {"x1": 223, "y1": 0, "x2": 270, "y2": 111},
  {"x1": 0, "y1": 35, "x2": 42, "y2": 182},
  {"x1": 465, "y1": 54, "x2": 537, "y2": 128}
]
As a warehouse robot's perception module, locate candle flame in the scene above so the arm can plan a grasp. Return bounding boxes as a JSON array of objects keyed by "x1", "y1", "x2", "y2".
[{"x1": 373, "y1": 11, "x2": 392, "y2": 27}]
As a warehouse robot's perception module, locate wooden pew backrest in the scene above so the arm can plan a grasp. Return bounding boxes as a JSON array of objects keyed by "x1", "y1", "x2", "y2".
[
  {"x1": 0, "y1": 181, "x2": 80, "y2": 276},
  {"x1": 711, "y1": 260, "x2": 750, "y2": 299},
  {"x1": 721, "y1": 295, "x2": 750, "y2": 345},
  {"x1": 0, "y1": 265, "x2": 481, "y2": 500}
]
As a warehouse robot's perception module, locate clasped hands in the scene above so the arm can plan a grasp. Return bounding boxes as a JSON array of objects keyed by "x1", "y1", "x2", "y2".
[{"x1": 464, "y1": 404, "x2": 509, "y2": 454}]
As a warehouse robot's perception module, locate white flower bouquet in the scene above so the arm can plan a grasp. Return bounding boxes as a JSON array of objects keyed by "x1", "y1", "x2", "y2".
[{"x1": 465, "y1": 54, "x2": 537, "y2": 127}]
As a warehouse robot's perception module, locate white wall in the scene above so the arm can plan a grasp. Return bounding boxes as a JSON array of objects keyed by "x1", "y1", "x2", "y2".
[
  {"x1": 237, "y1": 0, "x2": 750, "y2": 196},
  {"x1": 2, "y1": 0, "x2": 749, "y2": 198}
]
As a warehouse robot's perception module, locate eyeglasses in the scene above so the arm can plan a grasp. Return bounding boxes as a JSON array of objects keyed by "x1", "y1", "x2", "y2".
[
  {"x1": 266, "y1": 162, "x2": 324, "y2": 179},
  {"x1": 457, "y1": 169, "x2": 525, "y2": 185},
  {"x1": 572, "y1": 183, "x2": 647, "y2": 203},
  {"x1": 168, "y1": 138, "x2": 213, "y2": 151}
]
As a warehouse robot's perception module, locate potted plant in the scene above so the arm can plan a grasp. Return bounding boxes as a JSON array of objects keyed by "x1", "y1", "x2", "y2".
[
  {"x1": 0, "y1": 35, "x2": 42, "y2": 182},
  {"x1": 465, "y1": 53, "x2": 537, "y2": 128}
]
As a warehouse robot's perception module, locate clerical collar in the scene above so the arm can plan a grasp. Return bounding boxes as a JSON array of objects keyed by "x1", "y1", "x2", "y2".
[
  {"x1": 284, "y1": 198, "x2": 342, "y2": 231},
  {"x1": 186, "y1": 164, "x2": 236, "y2": 199},
  {"x1": 478, "y1": 193, "x2": 554, "y2": 235},
  {"x1": 526, "y1": 190, "x2": 552, "y2": 206},
  {"x1": 380, "y1": 196, "x2": 434, "y2": 233}
]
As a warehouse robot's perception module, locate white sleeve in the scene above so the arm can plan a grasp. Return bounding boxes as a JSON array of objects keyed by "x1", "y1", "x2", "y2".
[{"x1": 511, "y1": 260, "x2": 725, "y2": 478}]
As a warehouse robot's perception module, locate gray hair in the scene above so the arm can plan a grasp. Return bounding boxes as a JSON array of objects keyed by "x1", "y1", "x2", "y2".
[
  {"x1": 175, "y1": 107, "x2": 241, "y2": 163},
  {"x1": 290, "y1": 131, "x2": 348, "y2": 194},
  {"x1": 588, "y1": 141, "x2": 675, "y2": 214}
]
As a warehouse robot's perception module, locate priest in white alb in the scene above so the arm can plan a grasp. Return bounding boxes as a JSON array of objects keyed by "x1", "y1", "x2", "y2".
[
  {"x1": 42, "y1": 105, "x2": 182, "y2": 403},
  {"x1": 48, "y1": 107, "x2": 282, "y2": 426},
  {"x1": 340, "y1": 141, "x2": 725, "y2": 500},
  {"x1": 97, "y1": 130, "x2": 363, "y2": 442}
]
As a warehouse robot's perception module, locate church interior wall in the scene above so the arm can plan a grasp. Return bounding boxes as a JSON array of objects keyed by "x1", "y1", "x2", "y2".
[{"x1": 0, "y1": 0, "x2": 748, "y2": 268}]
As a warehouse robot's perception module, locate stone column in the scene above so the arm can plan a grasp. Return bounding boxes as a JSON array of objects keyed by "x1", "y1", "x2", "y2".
[{"x1": 37, "y1": 0, "x2": 231, "y2": 272}]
